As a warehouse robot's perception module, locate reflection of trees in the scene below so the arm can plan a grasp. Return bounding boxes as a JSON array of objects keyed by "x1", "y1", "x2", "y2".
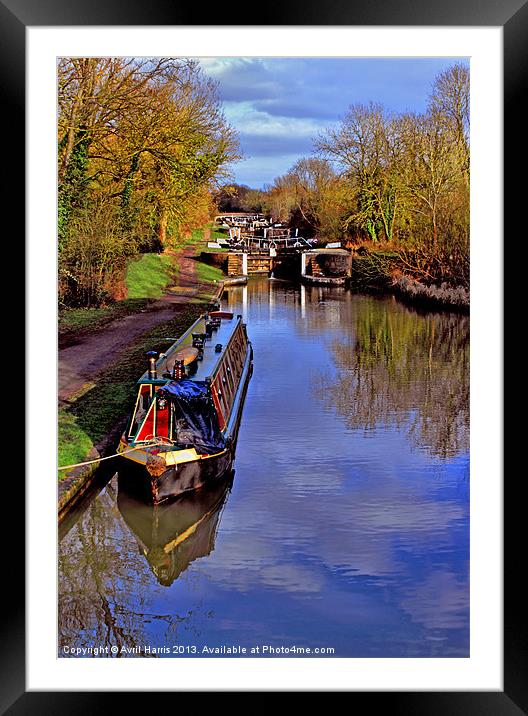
[
  {"x1": 58, "y1": 479, "x2": 211, "y2": 657},
  {"x1": 315, "y1": 301, "x2": 469, "y2": 458}
]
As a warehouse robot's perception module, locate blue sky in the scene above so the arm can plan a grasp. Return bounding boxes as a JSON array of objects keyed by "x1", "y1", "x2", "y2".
[{"x1": 199, "y1": 57, "x2": 469, "y2": 189}]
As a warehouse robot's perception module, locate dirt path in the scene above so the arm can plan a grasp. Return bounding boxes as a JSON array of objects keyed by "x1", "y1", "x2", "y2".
[{"x1": 59, "y1": 248, "x2": 217, "y2": 403}]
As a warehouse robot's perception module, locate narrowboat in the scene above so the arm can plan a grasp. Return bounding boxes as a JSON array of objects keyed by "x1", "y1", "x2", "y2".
[
  {"x1": 117, "y1": 309, "x2": 253, "y2": 503},
  {"x1": 117, "y1": 470, "x2": 233, "y2": 586}
]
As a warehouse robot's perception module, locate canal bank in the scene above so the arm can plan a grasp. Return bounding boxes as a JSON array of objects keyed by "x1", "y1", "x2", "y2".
[
  {"x1": 58, "y1": 261, "x2": 225, "y2": 519},
  {"x1": 349, "y1": 247, "x2": 470, "y2": 312}
]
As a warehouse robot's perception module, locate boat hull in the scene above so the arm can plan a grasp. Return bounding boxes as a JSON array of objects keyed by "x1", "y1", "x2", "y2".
[{"x1": 118, "y1": 447, "x2": 233, "y2": 504}]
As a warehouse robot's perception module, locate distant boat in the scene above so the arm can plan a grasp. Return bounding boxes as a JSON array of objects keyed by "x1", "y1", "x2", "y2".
[
  {"x1": 117, "y1": 470, "x2": 233, "y2": 586},
  {"x1": 223, "y1": 275, "x2": 248, "y2": 286},
  {"x1": 301, "y1": 275, "x2": 347, "y2": 286},
  {"x1": 117, "y1": 310, "x2": 253, "y2": 503}
]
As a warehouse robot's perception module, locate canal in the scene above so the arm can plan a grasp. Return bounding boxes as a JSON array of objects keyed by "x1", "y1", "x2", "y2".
[{"x1": 58, "y1": 278, "x2": 469, "y2": 658}]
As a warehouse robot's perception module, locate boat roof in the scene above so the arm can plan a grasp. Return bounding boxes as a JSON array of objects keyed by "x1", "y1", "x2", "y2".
[{"x1": 138, "y1": 312, "x2": 242, "y2": 385}]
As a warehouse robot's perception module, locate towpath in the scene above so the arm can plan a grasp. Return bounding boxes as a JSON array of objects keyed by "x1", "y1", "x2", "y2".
[{"x1": 59, "y1": 248, "x2": 216, "y2": 403}]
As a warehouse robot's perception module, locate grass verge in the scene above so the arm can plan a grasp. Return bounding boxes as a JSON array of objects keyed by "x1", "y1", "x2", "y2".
[
  {"x1": 58, "y1": 411, "x2": 95, "y2": 481},
  {"x1": 125, "y1": 253, "x2": 176, "y2": 299},
  {"x1": 59, "y1": 253, "x2": 178, "y2": 345},
  {"x1": 59, "y1": 298, "x2": 151, "y2": 338},
  {"x1": 195, "y1": 261, "x2": 224, "y2": 284}
]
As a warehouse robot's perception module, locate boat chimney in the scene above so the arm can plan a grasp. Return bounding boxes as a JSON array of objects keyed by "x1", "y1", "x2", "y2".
[
  {"x1": 192, "y1": 332, "x2": 206, "y2": 360},
  {"x1": 146, "y1": 350, "x2": 158, "y2": 379},
  {"x1": 192, "y1": 332, "x2": 206, "y2": 349},
  {"x1": 172, "y1": 359, "x2": 185, "y2": 381}
]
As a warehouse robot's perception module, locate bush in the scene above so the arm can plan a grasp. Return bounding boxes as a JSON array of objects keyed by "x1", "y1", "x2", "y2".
[{"x1": 391, "y1": 274, "x2": 469, "y2": 310}]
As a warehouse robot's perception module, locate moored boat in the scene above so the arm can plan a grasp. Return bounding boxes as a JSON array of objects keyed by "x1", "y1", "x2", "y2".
[{"x1": 117, "y1": 309, "x2": 253, "y2": 503}]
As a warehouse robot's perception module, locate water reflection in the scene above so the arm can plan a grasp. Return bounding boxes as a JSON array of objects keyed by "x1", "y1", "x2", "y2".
[
  {"x1": 58, "y1": 475, "x2": 224, "y2": 656},
  {"x1": 117, "y1": 473, "x2": 233, "y2": 586},
  {"x1": 313, "y1": 297, "x2": 469, "y2": 458}
]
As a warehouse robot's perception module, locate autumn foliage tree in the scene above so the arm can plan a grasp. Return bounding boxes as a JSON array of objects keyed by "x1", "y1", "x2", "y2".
[
  {"x1": 58, "y1": 58, "x2": 240, "y2": 306},
  {"x1": 264, "y1": 158, "x2": 351, "y2": 241},
  {"x1": 260, "y1": 63, "x2": 469, "y2": 286}
]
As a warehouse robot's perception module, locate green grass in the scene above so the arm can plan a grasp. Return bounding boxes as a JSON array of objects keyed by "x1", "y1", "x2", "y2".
[
  {"x1": 59, "y1": 306, "x2": 112, "y2": 332},
  {"x1": 174, "y1": 225, "x2": 228, "y2": 246},
  {"x1": 60, "y1": 252, "x2": 181, "y2": 339},
  {"x1": 170, "y1": 227, "x2": 206, "y2": 249},
  {"x1": 59, "y1": 306, "x2": 115, "y2": 334},
  {"x1": 195, "y1": 261, "x2": 224, "y2": 283},
  {"x1": 60, "y1": 229, "x2": 225, "y2": 339},
  {"x1": 58, "y1": 411, "x2": 95, "y2": 480},
  {"x1": 126, "y1": 253, "x2": 176, "y2": 299},
  {"x1": 210, "y1": 228, "x2": 228, "y2": 240},
  {"x1": 188, "y1": 228, "x2": 205, "y2": 244},
  {"x1": 59, "y1": 299, "x2": 151, "y2": 336}
]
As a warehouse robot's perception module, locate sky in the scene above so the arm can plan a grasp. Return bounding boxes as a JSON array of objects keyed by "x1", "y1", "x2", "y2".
[{"x1": 198, "y1": 57, "x2": 469, "y2": 189}]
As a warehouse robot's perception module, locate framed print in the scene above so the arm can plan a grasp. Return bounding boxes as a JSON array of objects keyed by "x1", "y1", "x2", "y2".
[{"x1": 3, "y1": 0, "x2": 519, "y2": 709}]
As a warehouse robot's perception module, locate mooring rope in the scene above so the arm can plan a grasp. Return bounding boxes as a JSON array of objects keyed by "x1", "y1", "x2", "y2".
[{"x1": 57, "y1": 437, "x2": 168, "y2": 472}]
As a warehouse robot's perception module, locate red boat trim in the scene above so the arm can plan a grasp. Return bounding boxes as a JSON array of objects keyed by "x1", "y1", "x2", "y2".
[
  {"x1": 136, "y1": 400, "x2": 156, "y2": 442},
  {"x1": 209, "y1": 311, "x2": 233, "y2": 319}
]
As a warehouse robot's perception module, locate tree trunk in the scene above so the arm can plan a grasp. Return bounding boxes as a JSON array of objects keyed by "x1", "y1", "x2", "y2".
[{"x1": 158, "y1": 211, "x2": 168, "y2": 246}]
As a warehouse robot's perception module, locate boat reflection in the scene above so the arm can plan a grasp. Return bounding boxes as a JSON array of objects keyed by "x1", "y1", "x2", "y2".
[{"x1": 117, "y1": 471, "x2": 234, "y2": 586}]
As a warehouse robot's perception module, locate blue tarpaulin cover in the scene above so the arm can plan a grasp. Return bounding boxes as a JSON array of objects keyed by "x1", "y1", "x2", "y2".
[{"x1": 159, "y1": 379, "x2": 225, "y2": 454}]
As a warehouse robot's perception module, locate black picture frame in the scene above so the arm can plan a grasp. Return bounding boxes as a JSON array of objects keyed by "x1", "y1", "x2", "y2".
[{"x1": 4, "y1": 0, "x2": 516, "y2": 709}]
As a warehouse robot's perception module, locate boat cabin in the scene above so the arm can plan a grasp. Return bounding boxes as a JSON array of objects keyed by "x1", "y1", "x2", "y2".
[{"x1": 127, "y1": 312, "x2": 250, "y2": 452}]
